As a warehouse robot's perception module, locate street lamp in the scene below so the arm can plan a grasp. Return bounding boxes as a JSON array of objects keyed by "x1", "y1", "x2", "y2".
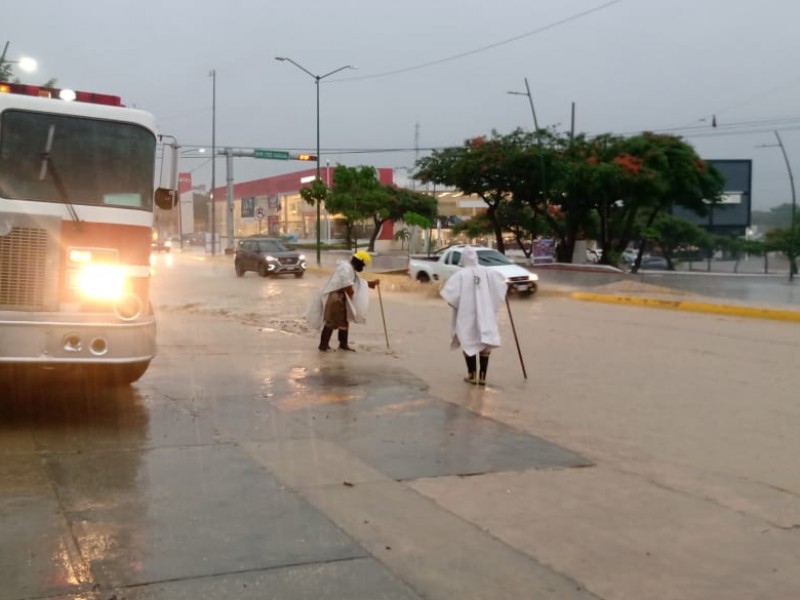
[
  {"x1": 275, "y1": 56, "x2": 354, "y2": 266},
  {"x1": 757, "y1": 131, "x2": 797, "y2": 281},
  {"x1": 507, "y1": 77, "x2": 541, "y2": 133},
  {"x1": 508, "y1": 77, "x2": 548, "y2": 259},
  {"x1": 0, "y1": 42, "x2": 38, "y2": 75},
  {"x1": 209, "y1": 69, "x2": 217, "y2": 256}
]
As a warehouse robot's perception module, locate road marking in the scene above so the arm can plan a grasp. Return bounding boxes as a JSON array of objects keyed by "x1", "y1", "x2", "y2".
[{"x1": 570, "y1": 292, "x2": 800, "y2": 323}]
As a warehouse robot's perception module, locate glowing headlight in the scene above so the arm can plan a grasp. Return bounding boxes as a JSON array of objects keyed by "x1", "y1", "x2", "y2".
[{"x1": 75, "y1": 264, "x2": 128, "y2": 301}]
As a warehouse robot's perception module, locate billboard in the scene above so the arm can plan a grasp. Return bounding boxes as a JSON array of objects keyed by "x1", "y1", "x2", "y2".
[{"x1": 671, "y1": 159, "x2": 752, "y2": 234}]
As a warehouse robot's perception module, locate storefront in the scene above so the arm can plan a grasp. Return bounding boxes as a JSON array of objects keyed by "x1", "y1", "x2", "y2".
[{"x1": 206, "y1": 167, "x2": 397, "y2": 248}]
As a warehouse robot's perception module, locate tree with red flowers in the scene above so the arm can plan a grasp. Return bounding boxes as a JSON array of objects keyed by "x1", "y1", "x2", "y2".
[{"x1": 414, "y1": 129, "x2": 548, "y2": 254}]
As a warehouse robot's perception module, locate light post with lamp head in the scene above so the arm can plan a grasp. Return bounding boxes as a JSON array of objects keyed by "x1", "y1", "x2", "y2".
[
  {"x1": 275, "y1": 56, "x2": 354, "y2": 266},
  {"x1": 757, "y1": 131, "x2": 797, "y2": 281},
  {"x1": 508, "y1": 77, "x2": 548, "y2": 260},
  {"x1": 0, "y1": 41, "x2": 38, "y2": 79},
  {"x1": 209, "y1": 69, "x2": 217, "y2": 256}
]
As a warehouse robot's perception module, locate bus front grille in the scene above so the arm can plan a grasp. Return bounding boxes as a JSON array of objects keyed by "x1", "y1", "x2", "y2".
[{"x1": 0, "y1": 226, "x2": 49, "y2": 310}]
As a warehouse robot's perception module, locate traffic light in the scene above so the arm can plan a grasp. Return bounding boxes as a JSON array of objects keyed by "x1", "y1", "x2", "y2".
[{"x1": 294, "y1": 153, "x2": 317, "y2": 161}]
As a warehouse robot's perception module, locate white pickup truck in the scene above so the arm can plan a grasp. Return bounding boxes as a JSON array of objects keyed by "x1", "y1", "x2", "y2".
[{"x1": 408, "y1": 244, "x2": 538, "y2": 295}]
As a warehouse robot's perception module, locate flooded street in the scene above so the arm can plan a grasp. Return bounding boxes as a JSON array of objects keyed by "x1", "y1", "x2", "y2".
[{"x1": 2, "y1": 251, "x2": 799, "y2": 599}]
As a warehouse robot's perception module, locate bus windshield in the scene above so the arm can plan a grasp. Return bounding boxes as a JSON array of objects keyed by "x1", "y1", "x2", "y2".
[{"x1": 0, "y1": 110, "x2": 156, "y2": 210}]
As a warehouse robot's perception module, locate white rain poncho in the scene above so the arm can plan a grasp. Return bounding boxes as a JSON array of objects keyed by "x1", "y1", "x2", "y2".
[
  {"x1": 305, "y1": 259, "x2": 370, "y2": 329},
  {"x1": 439, "y1": 246, "x2": 507, "y2": 356}
]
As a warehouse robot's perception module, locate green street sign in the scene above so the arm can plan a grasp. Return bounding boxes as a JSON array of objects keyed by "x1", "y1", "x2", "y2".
[{"x1": 254, "y1": 149, "x2": 290, "y2": 160}]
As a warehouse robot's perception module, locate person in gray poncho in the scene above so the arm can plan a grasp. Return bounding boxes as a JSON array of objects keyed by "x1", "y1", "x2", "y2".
[
  {"x1": 440, "y1": 246, "x2": 507, "y2": 385},
  {"x1": 306, "y1": 251, "x2": 379, "y2": 352}
]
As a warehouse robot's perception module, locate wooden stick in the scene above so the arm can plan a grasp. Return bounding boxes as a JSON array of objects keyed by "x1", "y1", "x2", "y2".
[
  {"x1": 505, "y1": 295, "x2": 527, "y2": 379},
  {"x1": 377, "y1": 284, "x2": 390, "y2": 349}
]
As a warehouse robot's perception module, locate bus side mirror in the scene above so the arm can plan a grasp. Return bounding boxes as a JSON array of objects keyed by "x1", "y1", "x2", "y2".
[{"x1": 154, "y1": 187, "x2": 177, "y2": 210}]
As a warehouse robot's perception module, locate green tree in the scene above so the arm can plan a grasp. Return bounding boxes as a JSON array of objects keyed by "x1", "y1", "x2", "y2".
[
  {"x1": 391, "y1": 210, "x2": 437, "y2": 253},
  {"x1": 298, "y1": 178, "x2": 330, "y2": 246},
  {"x1": 414, "y1": 128, "x2": 722, "y2": 267},
  {"x1": 322, "y1": 166, "x2": 383, "y2": 250},
  {"x1": 616, "y1": 134, "x2": 724, "y2": 273},
  {"x1": 374, "y1": 187, "x2": 437, "y2": 253},
  {"x1": 451, "y1": 211, "x2": 494, "y2": 241},
  {"x1": 0, "y1": 62, "x2": 57, "y2": 88},
  {"x1": 414, "y1": 129, "x2": 543, "y2": 254},
  {"x1": 646, "y1": 213, "x2": 709, "y2": 270},
  {"x1": 751, "y1": 203, "x2": 794, "y2": 231},
  {"x1": 765, "y1": 227, "x2": 800, "y2": 276},
  {"x1": 0, "y1": 62, "x2": 12, "y2": 82}
]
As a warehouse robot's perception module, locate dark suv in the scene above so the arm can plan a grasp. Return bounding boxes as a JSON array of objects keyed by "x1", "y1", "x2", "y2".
[{"x1": 234, "y1": 237, "x2": 307, "y2": 278}]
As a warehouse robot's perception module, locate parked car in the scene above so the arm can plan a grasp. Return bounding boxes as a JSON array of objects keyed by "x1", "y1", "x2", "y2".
[
  {"x1": 234, "y1": 237, "x2": 307, "y2": 278},
  {"x1": 636, "y1": 255, "x2": 669, "y2": 270}
]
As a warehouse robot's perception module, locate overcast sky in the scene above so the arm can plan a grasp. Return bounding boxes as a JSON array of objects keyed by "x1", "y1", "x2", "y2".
[{"x1": 9, "y1": 0, "x2": 800, "y2": 209}]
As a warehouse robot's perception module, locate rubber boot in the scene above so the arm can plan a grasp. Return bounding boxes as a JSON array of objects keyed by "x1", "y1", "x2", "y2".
[
  {"x1": 338, "y1": 329, "x2": 355, "y2": 351},
  {"x1": 318, "y1": 326, "x2": 334, "y2": 351},
  {"x1": 478, "y1": 355, "x2": 489, "y2": 386},
  {"x1": 464, "y1": 353, "x2": 477, "y2": 384}
]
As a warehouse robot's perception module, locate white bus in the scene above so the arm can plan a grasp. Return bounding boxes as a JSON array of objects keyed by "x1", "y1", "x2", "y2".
[{"x1": 0, "y1": 82, "x2": 176, "y2": 384}]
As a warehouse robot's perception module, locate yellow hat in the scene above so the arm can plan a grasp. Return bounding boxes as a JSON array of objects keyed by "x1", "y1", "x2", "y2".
[{"x1": 353, "y1": 250, "x2": 372, "y2": 266}]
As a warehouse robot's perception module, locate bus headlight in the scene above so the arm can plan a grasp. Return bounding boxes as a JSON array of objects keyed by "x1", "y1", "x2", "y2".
[{"x1": 75, "y1": 264, "x2": 128, "y2": 301}]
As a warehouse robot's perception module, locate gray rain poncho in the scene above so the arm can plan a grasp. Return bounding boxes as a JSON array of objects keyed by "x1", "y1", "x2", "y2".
[
  {"x1": 305, "y1": 259, "x2": 370, "y2": 329},
  {"x1": 439, "y1": 246, "x2": 507, "y2": 356}
]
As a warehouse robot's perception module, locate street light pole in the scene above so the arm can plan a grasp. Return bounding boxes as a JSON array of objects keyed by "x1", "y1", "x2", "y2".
[
  {"x1": 508, "y1": 77, "x2": 541, "y2": 132},
  {"x1": 774, "y1": 131, "x2": 797, "y2": 280},
  {"x1": 275, "y1": 56, "x2": 354, "y2": 266},
  {"x1": 0, "y1": 41, "x2": 38, "y2": 77},
  {"x1": 508, "y1": 77, "x2": 548, "y2": 260},
  {"x1": 758, "y1": 132, "x2": 797, "y2": 281},
  {"x1": 209, "y1": 69, "x2": 216, "y2": 256}
]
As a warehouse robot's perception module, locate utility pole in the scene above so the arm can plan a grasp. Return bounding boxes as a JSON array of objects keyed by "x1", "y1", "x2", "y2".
[
  {"x1": 209, "y1": 69, "x2": 217, "y2": 255},
  {"x1": 774, "y1": 131, "x2": 797, "y2": 280},
  {"x1": 225, "y1": 148, "x2": 235, "y2": 252}
]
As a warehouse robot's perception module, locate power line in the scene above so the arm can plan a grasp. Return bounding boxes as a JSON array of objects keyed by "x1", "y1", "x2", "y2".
[{"x1": 331, "y1": 0, "x2": 624, "y2": 83}]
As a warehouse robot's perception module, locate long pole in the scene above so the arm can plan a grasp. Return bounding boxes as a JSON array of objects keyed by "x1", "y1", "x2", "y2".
[
  {"x1": 210, "y1": 69, "x2": 216, "y2": 256},
  {"x1": 524, "y1": 78, "x2": 547, "y2": 197},
  {"x1": 225, "y1": 147, "x2": 235, "y2": 251},
  {"x1": 505, "y1": 296, "x2": 527, "y2": 380},
  {"x1": 315, "y1": 76, "x2": 321, "y2": 266},
  {"x1": 509, "y1": 79, "x2": 548, "y2": 262},
  {"x1": 274, "y1": 58, "x2": 353, "y2": 266},
  {"x1": 523, "y1": 77, "x2": 540, "y2": 132},
  {"x1": 377, "y1": 284, "x2": 390, "y2": 349},
  {"x1": 774, "y1": 131, "x2": 797, "y2": 281}
]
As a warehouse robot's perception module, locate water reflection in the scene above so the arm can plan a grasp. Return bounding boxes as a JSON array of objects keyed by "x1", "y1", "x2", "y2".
[
  {"x1": 0, "y1": 366, "x2": 149, "y2": 596},
  {"x1": 0, "y1": 366, "x2": 149, "y2": 448},
  {"x1": 149, "y1": 251, "x2": 175, "y2": 270}
]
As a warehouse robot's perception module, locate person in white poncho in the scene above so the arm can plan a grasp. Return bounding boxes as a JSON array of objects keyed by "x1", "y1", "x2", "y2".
[
  {"x1": 306, "y1": 251, "x2": 379, "y2": 352},
  {"x1": 440, "y1": 245, "x2": 507, "y2": 385}
]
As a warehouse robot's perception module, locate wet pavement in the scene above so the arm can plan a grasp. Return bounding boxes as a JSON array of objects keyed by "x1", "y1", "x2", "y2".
[
  {"x1": 4, "y1": 251, "x2": 799, "y2": 599},
  {"x1": 0, "y1": 254, "x2": 593, "y2": 600}
]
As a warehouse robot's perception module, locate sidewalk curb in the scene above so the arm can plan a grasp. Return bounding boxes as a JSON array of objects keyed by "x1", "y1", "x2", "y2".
[{"x1": 570, "y1": 292, "x2": 800, "y2": 323}]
